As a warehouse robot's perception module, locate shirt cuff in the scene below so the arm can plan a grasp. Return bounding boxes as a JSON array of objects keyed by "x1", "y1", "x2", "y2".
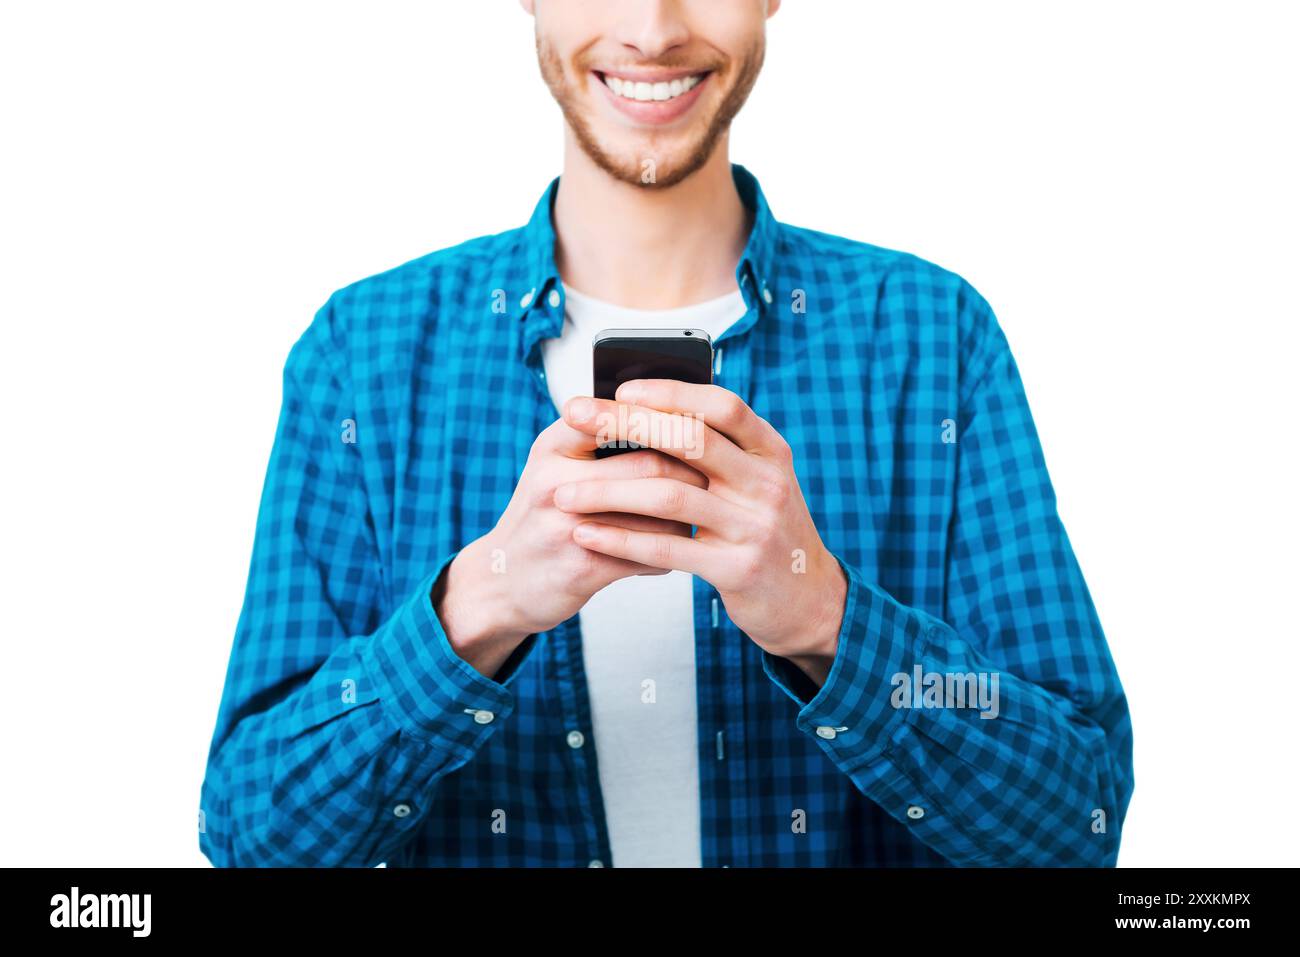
[
  {"x1": 359, "y1": 550, "x2": 541, "y2": 761},
  {"x1": 760, "y1": 554, "x2": 925, "y2": 770}
]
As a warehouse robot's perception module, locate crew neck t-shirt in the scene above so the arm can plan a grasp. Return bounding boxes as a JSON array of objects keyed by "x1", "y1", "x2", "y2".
[{"x1": 538, "y1": 282, "x2": 746, "y2": 867}]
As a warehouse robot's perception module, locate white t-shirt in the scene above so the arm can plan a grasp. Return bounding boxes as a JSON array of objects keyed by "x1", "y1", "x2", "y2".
[{"x1": 540, "y1": 282, "x2": 746, "y2": 867}]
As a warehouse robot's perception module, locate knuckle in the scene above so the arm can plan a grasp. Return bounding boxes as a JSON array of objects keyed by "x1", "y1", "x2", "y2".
[
  {"x1": 751, "y1": 514, "x2": 781, "y2": 545},
  {"x1": 658, "y1": 482, "x2": 688, "y2": 516},
  {"x1": 544, "y1": 513, "x2": 574, "y2": 549},
  {"x1": 526, "y1": 480, "x2": 554, "y2": 510},
  {"x1": 721, "y1": 394, "x2": 747, "y2": 427},
  {"x1": 739, "y1": 546, "x2": 767, "y2": 583},
  {"x1": 756, "y1": 466, "x2": 790, "y2": 506},
  {"x1": 650, "y1": 534, "x2": 675, "y2": 567},
  {"x1": 769, "y1": 431, "x2": 794, "y2": 464},
  {"x1": 567, "y1": 542, "x2": 601, "y2": 578}
]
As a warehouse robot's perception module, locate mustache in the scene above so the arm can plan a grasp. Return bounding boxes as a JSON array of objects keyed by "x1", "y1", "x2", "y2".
[{"x1": 576, "y1": 52, "x2": 727, "y2": 75}]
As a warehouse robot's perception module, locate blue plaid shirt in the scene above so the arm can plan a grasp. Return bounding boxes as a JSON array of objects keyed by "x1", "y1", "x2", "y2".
[{"x1": 199, "y1": 163, "x2": 1133, "y2": 867}]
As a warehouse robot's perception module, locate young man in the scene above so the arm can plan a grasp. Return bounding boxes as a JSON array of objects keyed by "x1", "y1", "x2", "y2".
[{"x1": 200, "y1": 0, "x2": 1133, "y2": 868}]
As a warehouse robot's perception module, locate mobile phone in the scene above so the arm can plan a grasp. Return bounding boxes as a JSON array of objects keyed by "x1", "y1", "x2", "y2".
[{"x1": 592, "y1": 328, "x2": 714, "y2": 457}]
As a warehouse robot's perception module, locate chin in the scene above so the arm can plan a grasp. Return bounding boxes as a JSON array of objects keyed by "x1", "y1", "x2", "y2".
[
  {"x1": 587, "y1": 114, "x2": 720, "y2": 184},
  {"x1": 599, "y1": 144, "x2": 712, "y2": 189}
]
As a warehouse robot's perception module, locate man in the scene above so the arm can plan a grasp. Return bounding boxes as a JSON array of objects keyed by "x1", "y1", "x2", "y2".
[{"x1": 199, "y1": 0, "x2": 1133, "y2": 867}]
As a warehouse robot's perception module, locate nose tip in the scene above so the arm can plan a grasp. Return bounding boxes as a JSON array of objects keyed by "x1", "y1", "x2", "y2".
[{"x1": 613, "y1": 6, "x2": 692, "y2": 61}]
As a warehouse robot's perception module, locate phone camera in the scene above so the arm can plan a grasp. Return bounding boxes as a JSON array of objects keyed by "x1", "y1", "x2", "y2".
[{"x1": 683, "y1": 330, "x2": 693, "y2": 336}]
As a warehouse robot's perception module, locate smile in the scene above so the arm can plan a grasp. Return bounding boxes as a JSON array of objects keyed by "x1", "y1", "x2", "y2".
[
  {"x1": 598, "y1": 72, "x2": 707, "y2": 102},
  {"x1": 591, "y1": 69, "x2": 712, "y2": 124}
]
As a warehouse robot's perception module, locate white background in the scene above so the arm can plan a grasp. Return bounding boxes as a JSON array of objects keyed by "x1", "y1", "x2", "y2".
[{"x1": 1, "y1": 1, "x2": 1295, "y2": 867}]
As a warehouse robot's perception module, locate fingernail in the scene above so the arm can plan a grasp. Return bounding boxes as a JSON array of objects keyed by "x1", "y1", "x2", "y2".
[
  {"x1": 554, "y1": 483, "x2": 575, "y2": 507},
  {"x1": 573, "y1": 523, "x2": 596, "y2": 541},
  {"x1": 568, "y1": 398, "x2": 593, "y2": 422},
  {"x1": 617, "y1": 383, "x2": 641, "y2": 404}
]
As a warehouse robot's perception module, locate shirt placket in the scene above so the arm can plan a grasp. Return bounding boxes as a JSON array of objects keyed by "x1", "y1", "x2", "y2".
[
  {"x1": 547, "y1": 615, "x2": 613, "y2": 867},
  {"x1": 694, "y1": 286, "x2": 760, "y2": 868}
]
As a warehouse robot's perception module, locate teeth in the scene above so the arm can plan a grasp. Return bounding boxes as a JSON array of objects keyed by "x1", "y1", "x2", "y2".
[{"x1": 603, "y1": 73, "x2": 704, "y2": 102}]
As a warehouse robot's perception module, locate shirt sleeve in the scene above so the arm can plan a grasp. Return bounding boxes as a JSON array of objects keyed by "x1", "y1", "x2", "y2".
[
  {"x1": 198, "y1": 296, "x2": 540, "y2": 867},
  {"x1": 760, "y1": 288, "x2": 1134, "y2": 866}
]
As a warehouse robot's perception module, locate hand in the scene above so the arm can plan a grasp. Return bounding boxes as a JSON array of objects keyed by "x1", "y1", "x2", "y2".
[
  {"x1": 434, "y1": 414, "x2": 707, "y2": 679},
  {"x1": 554, "y1": 381, "x2": 847, "y2": 685}
]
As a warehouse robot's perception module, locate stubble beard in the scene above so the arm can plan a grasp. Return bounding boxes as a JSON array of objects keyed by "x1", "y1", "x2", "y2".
[{"x1": 535, "y1": 34, "x2": 765, "y2": 190}]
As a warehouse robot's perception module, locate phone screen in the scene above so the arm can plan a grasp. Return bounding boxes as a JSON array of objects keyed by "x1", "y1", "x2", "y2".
[{"x1": 593, "y1": 330, "x2": 713, "y2": 457}]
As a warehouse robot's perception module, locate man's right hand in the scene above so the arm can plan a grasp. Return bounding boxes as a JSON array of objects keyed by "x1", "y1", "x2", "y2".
[{"x1": 432, "y1": 398, "x2": 708, "y2": 679}]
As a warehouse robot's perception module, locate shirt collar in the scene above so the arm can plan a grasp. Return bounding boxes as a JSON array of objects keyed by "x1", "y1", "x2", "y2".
[
  {"x1": 513, "y1": 162, "x2": 780, "y2": 356},
  {"x1": 729, "y1": 161, "x2": 781, "y2": 318}
]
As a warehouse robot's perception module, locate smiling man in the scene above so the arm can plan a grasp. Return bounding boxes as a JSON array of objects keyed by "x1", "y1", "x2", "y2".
[{"x1": 199, "y1": 0, "x2": 1134, "y2": 868}]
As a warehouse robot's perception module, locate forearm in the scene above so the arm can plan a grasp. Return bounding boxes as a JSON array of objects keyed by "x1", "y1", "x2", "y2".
[
  {"x1": 200, "y1": 645, "x2": 461, "y2": 868},
  {"x1": 762, "y1": 558, "x2": 1133, "y2": 866},
  {"x1": 200, "y1": 556, "x2": 539, "y2": 867}
]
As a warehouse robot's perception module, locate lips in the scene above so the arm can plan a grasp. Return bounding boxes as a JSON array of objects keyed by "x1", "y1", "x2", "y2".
[
  {"x1": 591, "y1": 69, "x2": 712, "y2": 125},
  {"x1": 599, "y1": 72, "x2": 706, "y2": 102}
]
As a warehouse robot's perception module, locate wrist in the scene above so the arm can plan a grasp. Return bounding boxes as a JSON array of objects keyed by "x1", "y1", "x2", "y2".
[
  {"x1": 433, "y1": 538, "x2": 530, "y2": 676},
  {"x1": 783, "y1": 552, "x2": 847, "y2": 686}
]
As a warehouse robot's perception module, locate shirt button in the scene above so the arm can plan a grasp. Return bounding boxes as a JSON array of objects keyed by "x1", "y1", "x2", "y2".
[
  {"x1": 393, "y1": 803, "x2": 412, "y2": 818},
  {"x1": 761, "y1": 286, "x2": 773, "y2": 304},
  {"x1": 520, "y1": 288, "x2": 535, "y2": 308},
  {"x1": 907, "y1": 805, "x2": 925, "y2": 820},
  {"x1": 471, "y1": 709, "x2": 495, "y2": 725},
  {"x1": 587, "y1": 859, "x2": 604, "y2": 867},
  {"x1": 567, "y1": 730, "x2": 585, "y2": 749},
  {"x1": 815, "y1": 725, "x2": 838, "y2": 740},
  {"x1": 548, "y1": 289, "x2": 561, "y2": 308}
]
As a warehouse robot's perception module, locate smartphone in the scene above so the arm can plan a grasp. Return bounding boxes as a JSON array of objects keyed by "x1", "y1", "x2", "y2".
[{"x1": 592, "y1": 328, "x2": 714, "y2": 457}]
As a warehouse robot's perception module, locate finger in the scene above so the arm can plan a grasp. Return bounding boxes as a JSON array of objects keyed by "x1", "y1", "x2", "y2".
[
  {"x1": 571, "y1": 521, "x2": 720, "y2": 578},
  {"x1": 556, "y1": 478, "x2": 750, "y2": 538},
  {"x1": 586, "y1": 510, "x2": 694, "y2": 539},
  {"x1": 594, "y1": 552, "x2": 673, "y2": 579},
  {"x1": 616, "y1": 379, "x2": 786, "y2": 456},
  {"x1": 580, "y1": 448, "x2": 708, "y2": 490},
  {"x1": 563, "y1": 394, "x2": 753, "y2": 482},
  {"x1": 537, "y1": 410, "x2": 600, "y2": 459},
  {"x1": 577, "y1": 513, "x2": 692, "y2": 581}
]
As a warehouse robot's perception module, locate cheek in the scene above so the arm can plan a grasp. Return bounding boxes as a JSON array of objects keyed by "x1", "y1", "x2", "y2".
[
  {"x1": 691, "y1": 4, "x2": 762, "y2": 56},
  {"x1": 536, "y1": 29, "x2": 585, "y2": 87}
]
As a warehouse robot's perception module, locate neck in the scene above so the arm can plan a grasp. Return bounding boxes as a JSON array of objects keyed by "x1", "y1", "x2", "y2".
[{"x1": 552, "y1": 130, "x2": 752, "y2": 309}]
